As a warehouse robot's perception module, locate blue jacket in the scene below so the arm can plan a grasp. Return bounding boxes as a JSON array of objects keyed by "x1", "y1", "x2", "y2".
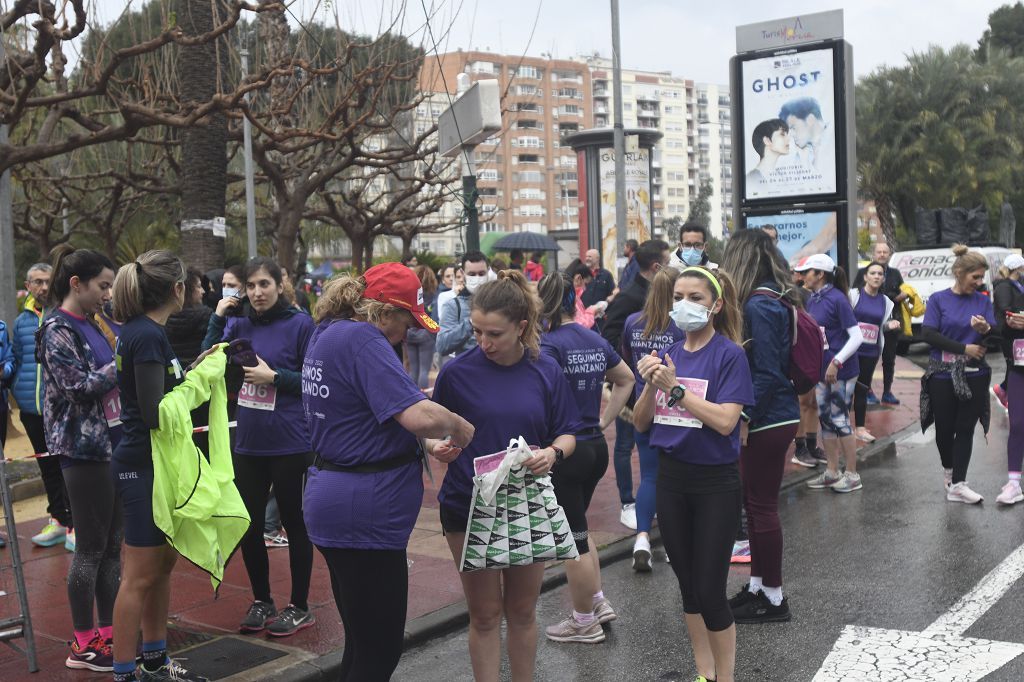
[
  {"x1": 11, "y1": 297, "x2": 46, "y2": 414},
  {"x1": 436, "y1": 292, "x2": 476, "y2": 357},
  {"x1": 742, "y1": 283, "x2": 800, "y2": 431},
  {"x1": 0, "y1": 321, "x2": 15, "y2": 410}
]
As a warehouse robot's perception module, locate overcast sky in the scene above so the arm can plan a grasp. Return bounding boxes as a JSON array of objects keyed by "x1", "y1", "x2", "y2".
[{"x1": 91, "y1": 0, "x2": 1011, "y2": 84}]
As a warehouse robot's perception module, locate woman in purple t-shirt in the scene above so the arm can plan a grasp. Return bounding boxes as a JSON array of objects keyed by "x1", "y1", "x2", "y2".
[
  {"x1": 921, "y1": 245, "x2": 996, "y2": 504},
  {"x1": 633, "y1": 266, "x2": 754, "y2": 682},
  {"x1": 850, "y1": 262, "x2": 897, "y2": 443},
  {"x1": 430, "y1": 271, "x2": 580, "y2": 680},
  {"x1": 537, "y1": 272, "x2": 634, "y2": 643},
  {"x1": 795, "y1": 254, "x2": 864, "y2": 493}
]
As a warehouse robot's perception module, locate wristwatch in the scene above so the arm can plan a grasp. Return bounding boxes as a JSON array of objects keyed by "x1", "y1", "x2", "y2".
[
  {"x1": 552, "y1": 446, "x2": 565, "y2": 463},
  {"x1": 668, "y1": 384, "x2": 686, "y2": 407}
]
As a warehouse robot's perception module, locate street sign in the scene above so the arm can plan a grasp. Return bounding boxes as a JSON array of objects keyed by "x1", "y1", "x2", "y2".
[
  {"x1": 813, "y1": 543, "x2": 1024, "y2": 681},
  {"x1": 438, "y1": 79, "x2": 501, "y2": 158}
]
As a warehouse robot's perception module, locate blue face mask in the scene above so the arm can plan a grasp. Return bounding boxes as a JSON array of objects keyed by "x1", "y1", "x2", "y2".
[{"x1": 680, "y1": 248, "x2": 703, "y2": 266}]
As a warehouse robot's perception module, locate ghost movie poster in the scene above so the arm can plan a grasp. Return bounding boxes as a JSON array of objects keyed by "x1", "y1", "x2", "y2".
[
  {"x1": 741, "y1": 47, "x2": 838, "y2": 202},
  {"x1": 745, "y1": 211, "x2": 838, "y2": 267}
]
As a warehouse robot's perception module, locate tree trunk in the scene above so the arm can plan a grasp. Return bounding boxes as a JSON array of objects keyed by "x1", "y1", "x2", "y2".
[
  {"x1": 177, "y1": 0, "x2": 227, "y2": 271},
  {"x1": 401, "y1": 233, "x2": 414, "y2": 260},
  {"x1": 875, "y1": 194, "x2": 898, "y2": 250},
  {"x1": 350, "y1": 235, "x2": 368, "y2": 274},
  {"x1": 274, "y1": 202, "x2": 303, "y2": 273}
]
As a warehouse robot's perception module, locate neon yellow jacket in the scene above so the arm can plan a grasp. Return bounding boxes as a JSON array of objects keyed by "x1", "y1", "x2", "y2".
[{"x1": 150, "y1": 346, "x2": 249, "y2": 590}]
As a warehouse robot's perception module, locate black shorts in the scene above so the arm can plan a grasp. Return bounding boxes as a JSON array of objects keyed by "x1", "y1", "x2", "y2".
[
  {"x1": 111, "y1": 459, "x2": 166, "y2": 548},
  {"x1": 439, "y1": 503, "x2": 470, "y2": 536},
  {"x1": 550, "y1": 437, "x2": 609, "y2": 554}
]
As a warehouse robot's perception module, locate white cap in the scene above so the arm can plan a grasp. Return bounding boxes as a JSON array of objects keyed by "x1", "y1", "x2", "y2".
[
  {"x1": 1004, "y1": 254, "x2": 1024, "y2": 271},
  {"x1": 793, "y1": 253, "x2": 836, "y2": 273}
]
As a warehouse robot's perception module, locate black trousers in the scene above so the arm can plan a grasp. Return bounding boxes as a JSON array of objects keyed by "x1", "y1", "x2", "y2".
[
  {"x1": 319, "y1": 546, "x2": 408, "y2": 682},
  {"x1": 20, "y1": 412, "x2": 73, "y2": 528},
  {"x1": 854, "y1": 354, "x2": 881, "y2": 428},
  {"x1": 928, "y1": 373, "x2": 989, "y2": 484},
  {"x1": 550, "y1": 437, "x2": 609, "y2": 554},
  {"x1": 881, "y1": 330, "x2": 899, "y2": 394},
  {"x1": 232, "y1": 452, "x2": 314, "y2": 610}
]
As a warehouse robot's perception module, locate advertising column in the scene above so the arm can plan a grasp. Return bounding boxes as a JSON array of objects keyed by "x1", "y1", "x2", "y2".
[{"x1": 598, "y1": 147, "x2": 653, "y2": 276}]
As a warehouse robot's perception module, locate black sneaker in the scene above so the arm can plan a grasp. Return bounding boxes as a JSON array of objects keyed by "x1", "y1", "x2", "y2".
[
  {"x1": 728, "y1": 584, "x2": 758, "y2": 609},
  {"x1": 240, "y1": 600, "x2": 277, "y2": 633},
  {"x1": 732, "y1": 593, "x2": 791, "y2": 624},
  {"x1": 137, "y1": 658, "x2": 209, "y2": 682},
  {"x1": 267, "y1": 604, "x2": 316, "y2": 637},
  {"x1": 790, "y1": 445, "x2": 818, "y2": 468},
  {"x1": 811, "y1": 447, "x2": 828, "y2": 464}
]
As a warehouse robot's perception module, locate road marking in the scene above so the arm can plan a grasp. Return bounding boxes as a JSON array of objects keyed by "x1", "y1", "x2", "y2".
[{"x1": 813, "y1": 543, "x2": 1024, "y2": 681}]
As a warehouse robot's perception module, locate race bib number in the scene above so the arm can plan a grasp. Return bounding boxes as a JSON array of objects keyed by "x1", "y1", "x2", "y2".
[
  {"x1": 819, "y1": 326, "x2": 829, "y2": 350},
  {"x1": 102, "y1": 388, "x2": 122, "y2": 427},
  {"x1": 238, "y1": 382, "x2": 277, "y2": 411},
  {"x1": 858, "y1": 323, "x2": 880, "y2": 345},
  {"x1": 1014, "y1": 340, "x2": 1024, "y2": 366},
  {"x1": 941, "y1": 351, "x2": 963, "y2": 364},
  {"x1": 654, "y1": 378, "x2": 709, "y2": 428}
]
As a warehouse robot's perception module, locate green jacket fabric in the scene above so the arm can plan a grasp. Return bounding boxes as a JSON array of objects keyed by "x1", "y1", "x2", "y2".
[{"x1": 150, "y1": 346, "x2": 249, "y2": 590}]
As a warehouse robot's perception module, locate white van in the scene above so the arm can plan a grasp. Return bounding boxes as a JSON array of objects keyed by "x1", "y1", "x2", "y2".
[{"x1": 889, "y1": 245, "x2": 1020, "y2": 346}]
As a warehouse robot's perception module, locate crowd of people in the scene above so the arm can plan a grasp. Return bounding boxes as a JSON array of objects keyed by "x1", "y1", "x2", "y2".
[{"x1": 0, "y1": 226, "x2": 1017, "y2": 682}]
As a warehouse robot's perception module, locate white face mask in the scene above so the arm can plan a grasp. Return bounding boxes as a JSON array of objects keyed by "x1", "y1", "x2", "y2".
[
  {"x1": 222, "y1": 287, "x2": 239, "y2": 299},
  {"x1": 465, "y1": 274, "x2": 487, "y2": 293},
  {"x1": 671, "y1": 298, "x2": 712, "y2": 332}
]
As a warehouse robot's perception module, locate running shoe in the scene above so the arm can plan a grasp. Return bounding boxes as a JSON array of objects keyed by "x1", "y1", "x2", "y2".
[
  {"x1": 730, "y1": 540, "x2": 751, "y2": 564},
  {"x1": 593, "y1": 597, "x2": 617, "y2": 624},
  {"x1": 992, "y1": 384, "x2": 1009, "y2": 410},
  {"x1": 807, "y1": 470, "x2": 842, "y2": 489},
  {"x1": 947, "y1": 482, "x2": 984, "y2": 504},
  {"x1": 632, "y1": 535, "x2": 652, "y2": 572},
  {"x1": 239, "y1": 600, "x2": 277, "y2": 633},
  {"x1": 997, "y1": 480, "x2": 1024, "y2": 505},
  {"x1": 865, "y1": 390, "x2": 880, "y2": 406},
  {"x1": 855, "y1": 428, "x2": 876, "y2": 443},
  {"x1": 728, "y1": 584, "x2": 759, "y2": 609},
  {"x1": 32, "y1": 518, "x2": 67, "y2": 547},
  {"x1": 811, "y1": 447, "x2": 828, "y2": 464},
  {"x1": 732, "y1": 593, "x2": 792, "y2": 624},
  {"x1": 791, "y1": 444, "x2": 817, "y2": 468},
  {"x1": 137, "y1": 658, "x2": 209, "y2": 682},
  {"x1": 65, "y1": 633, "x2": 114, "y2": 672},
  {"x1": 831, "y1": 471, "x2": 863, "y2": 493},
  {"x1": 544, "y1": 615, "x2": 606, "y2": 643},
  {"x1": 881, "y1": 391, "x2": 901, "y2": 406},
  {"x1": 263, "y1": 530, "x2": 289, "y2": 548},
  {"x1": 619, "y1": 503, "x2": 637, "y2": 530},
  {"x1": 65, "y1": 528, "x2": 76, "y2": 552},
  {"x1": 267, "y1": 605, "x2": 315, "y2": 637}
]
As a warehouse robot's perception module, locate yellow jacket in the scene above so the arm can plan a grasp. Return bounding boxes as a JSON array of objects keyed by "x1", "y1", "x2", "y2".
[
  {"x1": 150, "y1": 346, "x2": 249, "y2": 590},
  {"x1": 898, "y1": 283, "x2": 926, "y2": 336}
]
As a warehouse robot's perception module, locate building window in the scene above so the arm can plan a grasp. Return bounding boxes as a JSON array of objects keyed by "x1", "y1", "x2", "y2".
[
  {"x1": 516, "y1": 84, "x2": 537, "y2": 96},
  {"x1": 513, "y1": 65, "x2": 541, "y2": 79}
]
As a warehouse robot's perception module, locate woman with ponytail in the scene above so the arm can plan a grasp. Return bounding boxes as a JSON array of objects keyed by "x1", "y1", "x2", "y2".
[
  {"x1": 633, "y1": 266, "x2": 753, "y2": 682},
  {"x1": 108, "y1": 250, "x2": 209, "y2": 682},
  {"x1": 429, "y1": 269, "x2": 581, "y2": 680},
  {"x1": 37, "y1": 245, "x2": 120, "y2": 673},
  {"x1": 536, "y1": 271, "x2": 634, "y2": 643}
]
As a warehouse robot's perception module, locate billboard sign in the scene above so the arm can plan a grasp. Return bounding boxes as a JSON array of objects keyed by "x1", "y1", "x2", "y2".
[
  {"x1": 744, "y1": 207, "x2": 839, "y2": 266},
  {"x1": 598, "y1": 147, "x2": 652, "y2": 279},
  {"x1": 735, "y1": 9, "x2": 844, "y2": 53}
]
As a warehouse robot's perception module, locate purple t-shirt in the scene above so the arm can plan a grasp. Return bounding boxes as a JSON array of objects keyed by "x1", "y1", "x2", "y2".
[
  {"x1": 923, "y1": 288, "x2": 996, "y2": 374},
  {"x1": 806, "y1": 285, "x2": 860, "y2": 381},
  {"x1": 433, "y1": 346, "x2": 582, "y2": 513},
  {"x1": 301, "y1": 319, "x2": 427, "y2": 550},
  {"x1": 541, "y1": 323, "x2": 621, "y2": 440},
  {"x1": 622, "y1": 312, "x2": 685, "y2": 399},
  {"x1": 649, "y1": 334, "x2": 754, "y2": 466},
  {"x1": 220, "y1": 312, "x2": 314, "y2": 455},
  {"x1": 853, "y1": 289, "x2": 887, "y2": 358}
]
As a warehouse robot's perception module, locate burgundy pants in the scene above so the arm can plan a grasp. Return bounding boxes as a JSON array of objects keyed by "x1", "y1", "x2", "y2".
[{"x1": 739, "y1": 422, "x2": 798, "y2": 588}]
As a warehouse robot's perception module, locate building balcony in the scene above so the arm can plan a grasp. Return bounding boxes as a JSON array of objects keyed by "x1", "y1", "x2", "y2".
[
  {"x1": 637, "y1": 92, "x2": 660, "y2": 102},
  {"x1": 593, "y1": 89, "x2": 609, "y2": 98}
]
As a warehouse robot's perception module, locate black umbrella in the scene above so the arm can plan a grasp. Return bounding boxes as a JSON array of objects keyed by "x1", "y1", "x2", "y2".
[{"x1": 491, "y1": 231, "x2": 561, "y2": 252}]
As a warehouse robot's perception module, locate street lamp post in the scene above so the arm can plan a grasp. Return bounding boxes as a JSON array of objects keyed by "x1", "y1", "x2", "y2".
[{"x1": 240, "y1": 45, "x2": 258, "y2": 259}]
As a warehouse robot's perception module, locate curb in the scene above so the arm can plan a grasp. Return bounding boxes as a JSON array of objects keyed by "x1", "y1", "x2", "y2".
[{"x1": 274, "y1": 418, "x2": 922, "y2": 681}]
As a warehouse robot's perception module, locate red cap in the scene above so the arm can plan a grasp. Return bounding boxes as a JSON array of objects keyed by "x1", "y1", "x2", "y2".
[{"x1": 362, "y1": 262, "x2": 439, "y2": 333}]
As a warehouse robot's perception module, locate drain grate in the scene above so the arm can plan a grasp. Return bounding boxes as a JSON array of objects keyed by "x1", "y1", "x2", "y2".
[
  {"x1": 170, "y1": 636, "x2": 288, "y2": 680},
  {"x1": 167, "y1": 624, "x2": 216, "y2": 652}
]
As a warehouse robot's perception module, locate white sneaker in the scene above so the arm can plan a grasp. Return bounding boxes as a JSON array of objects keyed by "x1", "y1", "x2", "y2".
[
  {"x1": 947, "y1": 481, "x2": 983, "y2": 504},
  {"x1": 632, "y1": 535, "x2": 652, "y2": 572},
  {"x1": 619, "y1": 503, "x2": 637, "y2": 530},
  {"x1": 997, "y1": 480, "x2": 1024, "y2": 505},
  {"x1": 855, "y1": 428, "x2": 876, "y2": 443}
]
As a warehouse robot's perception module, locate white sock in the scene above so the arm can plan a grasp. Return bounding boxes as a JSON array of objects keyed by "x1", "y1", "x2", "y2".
[
  {"x1": 592, "y1": 591, "x2": 604, "y2": 602},
  {"x1": 573, "y1": 609, "x2": 596, "y2": 625},
  {"x1": 762, "y1": 585, "x2": 784, "y2": 606},
  {"x1": 748, "y1": 576, "x2": 763, "y2": 594}
]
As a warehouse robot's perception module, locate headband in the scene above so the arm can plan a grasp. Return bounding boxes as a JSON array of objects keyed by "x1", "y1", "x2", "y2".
[{"x1": 680, "y1": 266, "x2": 722, "y2": 299}]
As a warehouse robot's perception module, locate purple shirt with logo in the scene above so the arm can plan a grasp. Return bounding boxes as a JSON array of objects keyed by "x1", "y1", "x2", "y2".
[
  {"x1": 923, "y1": 288, "x2": 996, "y2": 375},
  {"x1": 806, "y1": 285, "x2": 860, "y2": 381},
  {"x1": 541, "y1": 323, "x2": 621, "y2": 440},
  {"x1": 622, "y1": 312, "x2": 685, "y2": 398},
  {"x1": 301, "y1": 319, "x2": 427, "y2": 550},
  {"x1": 853, "y1": 289, "x2": 887, "y2": 358}
]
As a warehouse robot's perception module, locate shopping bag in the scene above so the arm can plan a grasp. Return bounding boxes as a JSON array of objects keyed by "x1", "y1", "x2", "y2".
[{"x1": 459, "y1": 436, "x2": 580, "y2": 572}]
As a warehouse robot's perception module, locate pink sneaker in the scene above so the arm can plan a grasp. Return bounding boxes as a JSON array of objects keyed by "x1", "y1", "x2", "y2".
[{"x1": 997, "y1": 480, "x2": 1024, "y2": 505}]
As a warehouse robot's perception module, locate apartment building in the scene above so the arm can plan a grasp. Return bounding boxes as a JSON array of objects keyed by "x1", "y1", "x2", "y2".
[{"x1": 695, "y1": 83, "x2": 734, "y2": 238}]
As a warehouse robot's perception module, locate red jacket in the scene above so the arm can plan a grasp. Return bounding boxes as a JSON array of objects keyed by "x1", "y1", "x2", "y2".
[{"x1": 524, "y1": 260, "x2": 544, "y2": 282}]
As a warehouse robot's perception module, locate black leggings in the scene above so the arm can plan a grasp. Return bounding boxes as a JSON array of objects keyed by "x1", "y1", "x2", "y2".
[
  {"x1": 21, "y1": 412, "x2": 73, "y2": 528},
  {"x1": 657, "y1": 455, "x2": 741, "y2": 632},
  {"x1": 550, "y1": 437, "x2": 609, "y2": 554},
  {"x1": 319, "y1": 546, "x2": 408, "y2": 682},
  {"x1": 63, "y1": 461, "x2": 123, "y2": 632},
  {"x1": 233, "y1": 453, "x2": 313, "y2": 610},
  {"x1": 854, "y1": 353, "x2": 881, "y2": 428},
  {"x1": 928, "y1": 374, "x2": 989, "y2": 484}
]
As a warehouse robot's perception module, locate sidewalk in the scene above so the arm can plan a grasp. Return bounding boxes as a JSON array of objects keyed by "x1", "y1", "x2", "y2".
[{"x1": 0, "y1": 356, "x2": 923, "y2": 681}]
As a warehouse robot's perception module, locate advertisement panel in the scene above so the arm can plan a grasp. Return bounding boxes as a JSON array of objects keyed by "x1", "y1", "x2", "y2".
[
  {"x1": 740, "y1": 46, "x2": 837, "y2": 202},
  {"x1": 744, "y1": 209, "x2": 838, "y2": 266},
  {"x1": 598, "y1": 148, "x2": 652, "y2": 279}
]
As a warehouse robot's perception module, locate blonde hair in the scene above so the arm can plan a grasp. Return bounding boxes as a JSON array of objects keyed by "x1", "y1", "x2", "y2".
[
  {"x1": 414, "y1": 264, "x2": 438, "y2": 296},
  {"x1": 314, "y1": 273, "x2": 405, "y2": 325},
  {"x1": 677, "y1": 267, "x2": 743, "y2": 344},
  {"x1": 951, "y1": 244, "x2": 988, "y2": 283},
  {"x1": 641, "y1": 267, "x2": 679, "y2": 338},
  {"x1": 111, "y1": 250, "x2": 185, "y2": 322},
  {"x1": 471, "y1": 269, "x2": 542, "y2": 356}
]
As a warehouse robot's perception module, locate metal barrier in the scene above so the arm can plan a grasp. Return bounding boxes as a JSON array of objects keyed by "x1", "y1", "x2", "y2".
[{"x1": 0, "y1": 446, "x2": 39, "y2": 672}]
